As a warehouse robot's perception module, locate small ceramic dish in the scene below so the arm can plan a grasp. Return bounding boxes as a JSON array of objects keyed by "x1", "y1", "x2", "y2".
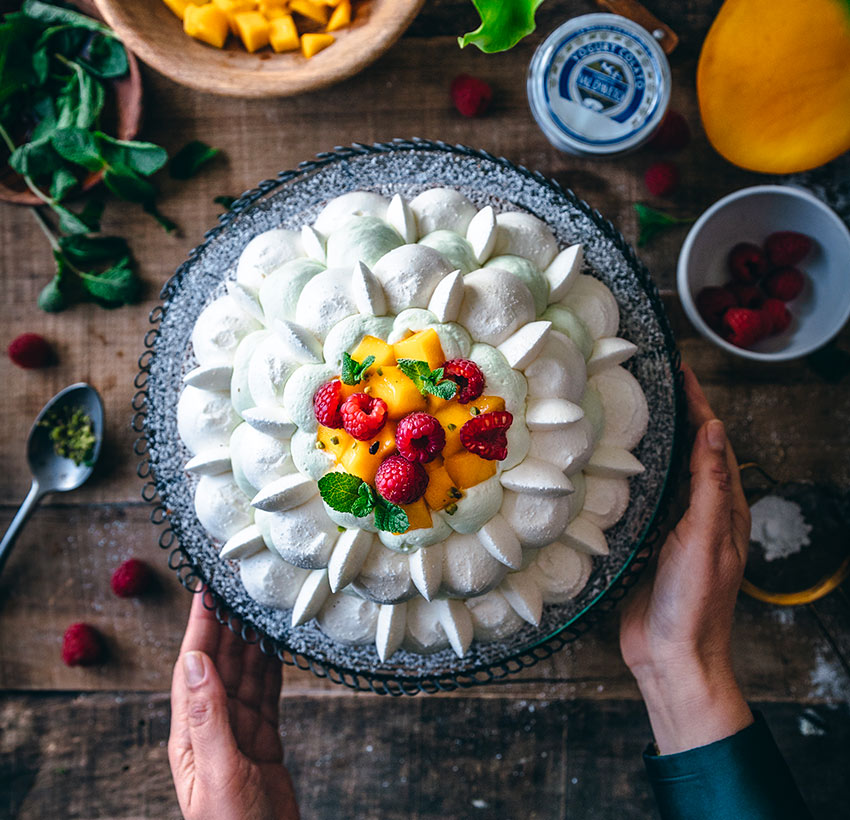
[
  {"x1": 677, "y1": 185, "x2": 850, "y2": 361},
  {"x1": 93, "y1": 0, "x2": 424, "y2": 98}
]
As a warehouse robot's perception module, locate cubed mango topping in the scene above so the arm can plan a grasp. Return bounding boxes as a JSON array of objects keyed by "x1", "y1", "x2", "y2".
[
  {"x1": 351, "y1": 335, "x2": 396, "y2": 370},
  {"x1": 326, "y1": 0, "x2": 351, "y2": 31},
  {"x1": 398, "y1": 499, "x2": 432, "y2": 532},
  {"x1": 269, "y1": 15, "x2": 300, "y2": 51},
  {"x1": 234, "y1": 10, "x2": 270, "y2": 51},
  {"x1": 392, "y1": 328, "x2": 446, "y2": 372},
  {"x1": 423, "y1": 462, "x2": 461, "y2": 511},
  {"x1": 444, "y1": 450, "x2": 497, "y2": 490},
  {"x1": 340, "y1": 421, "x2": 397, "y2": 484},
  {"x1": 367, "y1": 366, "x2": 427, "y2": 420},
  {"x1": 317, "y1": 425, "x2": 354, "y2": 461},
  {"x1": 301, "y1": 32, "x2": 335, "y2": 58},
  {"x1": 184, "y1": 3, "x2": 229, "y2": 48}
]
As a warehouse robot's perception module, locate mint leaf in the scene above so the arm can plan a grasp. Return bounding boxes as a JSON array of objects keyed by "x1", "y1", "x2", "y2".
[
  {"x1": 350, "y1": 482, "x2": 376, "y2": 518},
  {"x1": 78, "y1": 257, "x2": 140, "y2": 305},
  {"x1": 458, "y1": 0, "x2": 545, "y2": 53},
  {"x1": 169, "y1": 140, "x2": 220, "y2": 180},
  {"x1": 341, "y1": 352, "x2": 375, "y2": 385},
  {"x1": 634, "y1": 203, "x2": 695, "y2": 247},
  {"x1": 38, "y1": 276, "x2": 67, "y2": 312},
  {"x1": 425, "y1": 379, "x2": 458, "y2": 400},
  {"x1": 373, "y1": 496, "x2": 409, "y2": 534},
  {"x1": 317, "y1": 472, "x2": 365, "y2": 513},
  {"x1": 397, "y1": 357, "x2": 458, "y2": 400}
]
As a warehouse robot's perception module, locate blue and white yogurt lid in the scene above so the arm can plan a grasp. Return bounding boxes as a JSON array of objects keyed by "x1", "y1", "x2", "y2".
[{"x1": 528, "y1": 13, "x2": 671, "y2": 155}]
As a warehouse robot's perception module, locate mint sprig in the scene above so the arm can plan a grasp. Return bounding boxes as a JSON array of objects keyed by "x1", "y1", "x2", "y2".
[
  {"x1": 341, "y1": 352, "x2": 376, "y2": 385},
  {"x1": 396, "y1": 358, "x2": 458, "y2": 400},
  {"x1": 317, "y1": 472, "x2": 409, "y2": 534},
  {"x1": 634, "y1": 203, "x2": 695, "y2": 247}
]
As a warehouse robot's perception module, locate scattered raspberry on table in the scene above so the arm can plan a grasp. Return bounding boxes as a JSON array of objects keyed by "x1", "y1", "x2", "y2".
[
  {"x1": 451, "y1": 74, "x2": 493, "y2": 118},
  {"x1": 61, "y1": 622, "x2": 106, "y2": 667},
  {"x1": 111, "y1": 558, "x2": 155, "y2": 598},
  {"x1": 7, "y1": 333, "x2": 53, "y2": 369}
]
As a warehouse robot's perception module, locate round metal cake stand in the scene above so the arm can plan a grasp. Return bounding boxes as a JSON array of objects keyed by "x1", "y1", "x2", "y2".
[{"x1": 133, "y1": 139, "x2": 687, "y2": 696}]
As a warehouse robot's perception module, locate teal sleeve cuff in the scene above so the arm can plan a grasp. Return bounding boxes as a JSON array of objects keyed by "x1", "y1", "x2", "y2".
[{"x1": 643, "y1": 712, "x2": 812, "y2": 820}]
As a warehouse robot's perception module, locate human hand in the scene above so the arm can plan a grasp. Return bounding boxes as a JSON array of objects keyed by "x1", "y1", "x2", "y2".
[
  {"x1": 169, "y1": 590, "x2": 299, "y2": 820},
  {"x1": 620, "y1": 365, "x2": 753, "y2": 753}
]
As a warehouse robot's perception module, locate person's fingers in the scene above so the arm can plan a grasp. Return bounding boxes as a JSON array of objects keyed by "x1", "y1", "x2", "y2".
[
  {"x1": 681, "y1": 364, "x2": 717, "y2": 429},
  {"x1": 178, "y1": 650, "x2": 242, "y2": 782},
  {"x1": 236, "y1": 640, "x2": 270, "y2": 711},
  {"x1": 214, "y1": 617, "x2": 248, "y2": 697},
  {"x1": 679, "y1": 418, "x2": 733, "y2": 548},
  {"x1": 180, "y1": 588, "x2": 222, "y2": 659},
  {"x1": 260, "y1": 649, "x2": 283, "y2": 726}
]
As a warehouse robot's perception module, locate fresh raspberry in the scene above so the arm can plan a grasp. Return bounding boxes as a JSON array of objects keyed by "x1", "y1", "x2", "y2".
[
  {"x1": 763, "y1": 266, "x2": 805, "y2": 301},
  {"x1": 7, "y1": 333, "x2": 53, "y2": 369},
  {"x1": 61, "y1": 622, "x2": 106, "y2": 667},
  {"x1": 111, "y1": 558, "x2": 155, "y2": 598},
  {"x1": 727, "y1": 242, "x2": 768, "y2": 284},
  {"x1": 375, "y1": 454, "x2": 428, "y2": 504},
  {"x1": 722, "y1": 307, "x2": 768, "y2": 349},
  {"x1": 647, "y1": 110, "x2": 691, "y2": 152},
  {"x1": 450, "y1": 74, "x2": 493, "y2": 118},
  {"x1": 761, "y1": 298, "x2": 792, "y2": 334},
  {"x1": 442, "y1": 358, "x2": 485, "y2": 404},
  {"x1": 644, "y1": 161, "x2": 679, "y2": 197},
  {"x1": 696, "y1": 286, "x2": 736, "y2": 328},
  {"x1": 459, "y1": 410, "x2": 513, "y2": 461},
  {"x1": 764, "y1": 231, "x2": 812, "y2": 267},
  {"x1": 340, "y1": 392, "x2": 388, "y2": 441},
  {"x1": 313, "y1": 380, "x2": 344, "y2": 428},
  {"x1": 725, "y1": 282, "x2": 763, "y2": 309},
  {"x1": 395, "y1": 412, "x2": 445, "y2": 463}
]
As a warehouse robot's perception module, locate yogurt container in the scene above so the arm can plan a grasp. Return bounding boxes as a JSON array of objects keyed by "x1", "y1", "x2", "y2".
[{"x1": 527, "y1": 13, "x2": 671, "y2": 156}]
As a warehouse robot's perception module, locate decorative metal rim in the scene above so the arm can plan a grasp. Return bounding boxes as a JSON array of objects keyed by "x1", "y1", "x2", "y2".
[{"x1": 133, "y1": 139, "x2": 687, "y2": 696}]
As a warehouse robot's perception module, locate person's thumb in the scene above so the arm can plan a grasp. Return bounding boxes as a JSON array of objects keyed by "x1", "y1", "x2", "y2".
[
  {"x1": 680, "y1": 419, "x2": 732, "y2": 546},
  {"x1": 181, "y1": 650, "x2": 241, "y2": 780}
]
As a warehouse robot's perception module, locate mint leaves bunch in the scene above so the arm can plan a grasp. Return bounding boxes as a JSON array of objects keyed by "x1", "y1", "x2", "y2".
[
  {"x1": 318, "y1": 472, "x2": 409, "y2": 534},
  {"x1": 341, "y1": 352, "x2": 375, "y2": 385},
  {"x1": 397, "y1": 358, "x2": 458, "y2": 400}
]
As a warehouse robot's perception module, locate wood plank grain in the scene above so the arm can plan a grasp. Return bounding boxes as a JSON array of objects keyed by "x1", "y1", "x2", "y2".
[{"x1": 2, "y1": 693, "x2": 847, "y2": 819}]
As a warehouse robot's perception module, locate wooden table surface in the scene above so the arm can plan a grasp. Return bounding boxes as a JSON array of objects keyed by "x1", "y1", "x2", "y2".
[{"x1": 2, "y1": 1, "x2": 849, "y2": 818}]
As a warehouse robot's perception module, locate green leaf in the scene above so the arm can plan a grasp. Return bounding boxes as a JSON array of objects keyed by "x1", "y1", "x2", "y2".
[
  {"x1": 633, "y1": 203, "x2": 695, "y2": 247},
  {"x1": 349, "y1": 482, "x2": 376, "y2": 518},
  {"x1": 458, "y1": 0, "x2": 544, "y2": 53},
  {"x1": 373, "y1": 496, "x2": 409, "y2": 534},
  {"x1": 396, "y1": 357, "x2": 458, "y2": 400},
  {"x1": 50, "y1": 167, "x2": 78, "y2": 201},
  {"x1": 9, "y1": 135, "x2": 65, "y2": 180},
  {"x1": 30, "y1": 94, "x2": 58, "y2": 141},
  {"x1": 52, "y1": 201, "x2": 94, "y2": 234},
  {"x1": 341, "y1": 352, "x2": 375, "y2": 385},
  {"x1": 79, "y1": 34, "x2": 128, "y2": 79},
  {"x1": 59, "y1": 234, "x2": 129, "y2": 264},
  {"x1": 0, "y1": 15, "x2": 41, "y2": 105},
  {"x1": 51, "y1": 127, "x2": 103, "y2": 171},
  {"x1": 317, "y1": 472, "x2": 365, "y2": 513},
  {"x1": 169, "y1": 140, "x2": 220, "y2": 180},
  {"x1": 55, "y1": 56, "x2": 104, "y2": 129},
  {"x1": 78, "y1": 256, "x2": 140, "y2": 305},
  {"x1": 103, "y1": 164, "x2": 156, "y2": 203},
  {"x1": 95, "y1": 133, "x2": 168, "y2": 176},
  {"x1": 214, "y1": 195, "x2": 236, "y2": 210},
  {"x1": 38, "y1": 276, "x2": 67, "y2": 312},
  {"x1": 22, "y1": 1, "x2": 115, "y2": 38},
  {"x1": 143, "y1": 200, "x2": 178, "y2": 233},
  {"x1": 79, "y1": 197, "x2": 104, "y2": 232}
]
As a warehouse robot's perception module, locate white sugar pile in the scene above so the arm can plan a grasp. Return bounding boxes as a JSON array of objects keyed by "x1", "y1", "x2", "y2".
[{"x1": 749, "y1": 495, "x2": 812, "y2": 562}]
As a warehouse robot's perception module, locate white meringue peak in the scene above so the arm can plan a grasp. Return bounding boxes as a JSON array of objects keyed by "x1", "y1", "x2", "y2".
[
  {"x1": 376, "y1": 602, "x2": 407, "y2": 661},
  {"x1": 585, "y1": 446, "x2": 645, "y2": 478},
  {"x1": 426, "y1": 269, "x2": 464, "y2": 323},
  {"x1": 251, "y1": 473, "x2": 318, "y2": 512},
  {"x1": 586, "y1": 337, "x2": 638, "y2": 376},
  {"x1": 409, "y1": 543, "x2": 443, "y2": 601},
  {"x1": 220, "y1": 524, "x2": 266, "y2": 560},
  {"x1": 327, "y1": 528, "x2": 373, "y2": 593},
  {"x1": 500, "y1": 572, "x2": 543, "y2": 626},
  {"x1": 183, "y1": 363, "x2": 233, "y2": 392},
  {"x1": 386, "y1": 194, "x2": 417, "y2": 243},
  {"x1": 271, "y1": 318, "x2": 324, "y2": 363},
  {"x1": 241, "y1": 406, "x2": 297, "y2": 438},
  {"x1": 291, "y1": 569, "x2": 331, "y2": 627},
  {"x1": 545, "y1": 244, "x2": 583, "y2": 302},
  {"x1": 301, "y1": 224, "x2": 326, "y2": 263},
  {"x1": 351, "y1": 260, "x2": 387, "y2": 316},
  {"x1": 562, "y1": 516, "x2": 609, "y2": 556},
  {"x1": 185, "y1": 447, "x2": 231, "y2": 476},
  {"x1": 435, "y1": 598, "x2": 474, "y2": 657},
  {"x1": 525, "y1": 397, "x2": 584, "y2": 430},
  {"x1": 499, "y1": 458, "x2": 575, "y2": 497},
  {"x1": 226, "y1": 280, "x2": 265, "y2": 322},
  {"x1": 477, "y1": 514, "x2": 523, "y2": 569},
  {"x1": 465, "y1": 204, "x2": 497, "y2": 264},
  {"x1": 497, "y1": 320, "x2": 552, "y2": 370}
]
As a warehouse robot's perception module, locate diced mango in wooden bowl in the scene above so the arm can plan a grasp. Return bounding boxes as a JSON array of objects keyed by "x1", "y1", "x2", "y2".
[{"x1": 92, "y1": 0, "x2": 424, "y2": 97}]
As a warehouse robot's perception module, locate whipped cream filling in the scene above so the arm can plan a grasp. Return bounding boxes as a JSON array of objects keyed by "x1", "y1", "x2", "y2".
[{"x1": 179, "y1": 187, "x2": 649, "y2": 660}]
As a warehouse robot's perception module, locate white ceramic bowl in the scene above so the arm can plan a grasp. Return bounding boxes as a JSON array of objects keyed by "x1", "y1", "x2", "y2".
[{"x1": 678, "y1": 185, "x2": 850, "y2": 361}]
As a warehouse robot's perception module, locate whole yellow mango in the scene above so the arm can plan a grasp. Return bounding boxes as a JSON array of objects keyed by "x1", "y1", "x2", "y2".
[{"x1": 697, "y1": 0, "x2": 850, "y2": 173}]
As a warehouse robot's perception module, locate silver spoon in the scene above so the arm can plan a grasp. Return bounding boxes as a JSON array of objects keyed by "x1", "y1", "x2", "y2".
[{"x1": 0, "y1": 383, "x2": 104, "y2": 575}]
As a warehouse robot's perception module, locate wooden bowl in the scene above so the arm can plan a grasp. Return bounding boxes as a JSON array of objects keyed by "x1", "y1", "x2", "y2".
[
  {"x1": 92, "y1": 0, "x2": 425, "y2": 98},
  {"x1": 0, "y1": 0, "x2": 143, "y2": 206}
]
